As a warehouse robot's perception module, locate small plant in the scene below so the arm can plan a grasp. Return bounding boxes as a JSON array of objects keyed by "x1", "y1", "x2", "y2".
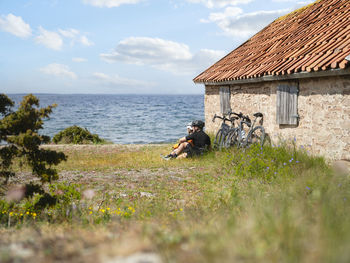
[
  {"x1": 52, "y1": 125, "x2": 107, "y2": 144},
  {"x1": 225, "y1": 142, "x2": 313, "y2": 181}
]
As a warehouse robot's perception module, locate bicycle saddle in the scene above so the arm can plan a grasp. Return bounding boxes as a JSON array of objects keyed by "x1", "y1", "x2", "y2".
[{"x1": 253, "y1": 112, "x2": 263, "y2": 118}]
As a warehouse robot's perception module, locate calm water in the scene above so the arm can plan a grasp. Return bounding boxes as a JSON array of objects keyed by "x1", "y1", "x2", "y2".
[{"x1": 8, "y1": 94, "x2": 204, "y2": 144}]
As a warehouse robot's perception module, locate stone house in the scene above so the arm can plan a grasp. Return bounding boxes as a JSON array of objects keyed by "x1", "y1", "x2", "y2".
[{"x1": 193, "y1": 0, "x2": 350, "y2": 160}]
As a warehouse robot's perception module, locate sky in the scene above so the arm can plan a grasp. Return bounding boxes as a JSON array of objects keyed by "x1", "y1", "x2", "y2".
[{"x1": 0, "y1": 0, "x2": 313, "y2": 94}]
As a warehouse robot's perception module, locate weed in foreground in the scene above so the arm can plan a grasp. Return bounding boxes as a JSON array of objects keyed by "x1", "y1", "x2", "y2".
[{"x1": 0, "y1": 143, "x2": 349, "y2": 263}]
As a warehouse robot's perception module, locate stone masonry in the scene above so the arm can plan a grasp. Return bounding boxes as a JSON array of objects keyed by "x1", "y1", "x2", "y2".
[{"x1": 204, "y1": 76, "x2": 350, "y2": 160}]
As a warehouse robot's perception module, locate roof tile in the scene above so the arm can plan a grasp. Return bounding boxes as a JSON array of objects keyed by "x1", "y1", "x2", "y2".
[{"x1": 194, "y1": 0, "x2": 350, "y2": 83}]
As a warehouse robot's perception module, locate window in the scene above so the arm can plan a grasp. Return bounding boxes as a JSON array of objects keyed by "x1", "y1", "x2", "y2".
[
  {"x1": 276, "y1": 84, "x2": 299, "y2": 125},
  {"x1": 220, "y1": 86, "x2": 231, "y2": 114}
]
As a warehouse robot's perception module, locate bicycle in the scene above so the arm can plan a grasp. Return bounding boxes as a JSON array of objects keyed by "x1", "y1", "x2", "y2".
[
  {"x1": 225, "y1": 112, "x2": 265, "y2": 148},
  {"x1": 222, "y1": 111, "x2": 243, "y2": 148},
  {"x1": 224, "y1": 112, "x2": 250, "y2": 148},
  {"x1": 246, "y1": 112, "x2": 265, "y2": 147},
  {"x1": 212, "y1": 113, "x2": 235, "y2": 150}
]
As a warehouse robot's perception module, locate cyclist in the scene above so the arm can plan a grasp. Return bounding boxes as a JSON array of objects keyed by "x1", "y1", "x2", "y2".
[
  {"x1": 172, "y1": 122, "x2": 194, "y2": 150},
  {"x1": 163, "y1": 120, "x2": 211, "y2": 160}
]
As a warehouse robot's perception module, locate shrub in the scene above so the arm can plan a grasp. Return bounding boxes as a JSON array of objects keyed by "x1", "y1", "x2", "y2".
[
  {"x1": 0, "y1": 93, "x2": 66, "y2": 185},
  {"x1": 52, "y1": 125, "x2": 107, "y2": 144}
]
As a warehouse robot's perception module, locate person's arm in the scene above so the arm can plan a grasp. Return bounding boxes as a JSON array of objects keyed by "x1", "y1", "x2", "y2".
[{"x1": 178, "y1": 136, "x2": 187, "y2": 143}]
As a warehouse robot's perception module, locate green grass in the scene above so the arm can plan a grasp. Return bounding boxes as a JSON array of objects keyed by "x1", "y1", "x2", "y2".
[{"x1": 1, "y1": 143, "x2": 349, "y2": 262}]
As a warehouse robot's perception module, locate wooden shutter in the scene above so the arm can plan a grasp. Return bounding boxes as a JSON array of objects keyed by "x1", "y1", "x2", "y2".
[
  {"x1": 220, "y1": 86, "x2": 231, "y2": 114},
  {"x1": 276, "y1": 84, "x2": 299, "y2": 125}
]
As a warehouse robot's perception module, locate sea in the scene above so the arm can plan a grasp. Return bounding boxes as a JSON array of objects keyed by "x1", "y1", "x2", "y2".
[{"x1": 7, "y1": 94, "x2": 204, "y2": 144}]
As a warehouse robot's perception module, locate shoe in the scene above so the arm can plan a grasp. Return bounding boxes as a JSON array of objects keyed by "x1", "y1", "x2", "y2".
[{"x1": 161, "y1": 154, "x2": 174, "y2": 160}]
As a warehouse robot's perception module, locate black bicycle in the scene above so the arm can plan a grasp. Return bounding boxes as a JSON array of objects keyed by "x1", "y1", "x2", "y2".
[
  {"x1": 225, "y1": 112, "x2": 265, "y2": 148},
  {"x1": 212, "y1": 113, "x2": 235, "y2": 150}
]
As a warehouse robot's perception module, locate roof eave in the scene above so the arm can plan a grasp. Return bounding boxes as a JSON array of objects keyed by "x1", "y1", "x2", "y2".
[{"x1": 194, "y1": 68, "x2": 350, "y2": 86}]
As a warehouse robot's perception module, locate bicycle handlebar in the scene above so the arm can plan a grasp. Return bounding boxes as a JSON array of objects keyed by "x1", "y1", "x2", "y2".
[
  {"x1": 228, "y1": 111, "x2": 243, "y2": 118},
  {"x1": 241, "y1": 120, "x2": 251, "y2": 128},
  {"x1": 213, "y1": 111, "x2": 249, "y2": 124},
  {"x1": 212, "y1": 114, "x2": 231, "y2": 123}
]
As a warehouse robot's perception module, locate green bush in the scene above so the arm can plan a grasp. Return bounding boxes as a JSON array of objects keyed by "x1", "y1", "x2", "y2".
[
  {"x1": 0, "y1": 93, "x2": 66, "y2": 189},
  {"x1": 52, "y1": 125, "x2": 107, "y2": 144}
]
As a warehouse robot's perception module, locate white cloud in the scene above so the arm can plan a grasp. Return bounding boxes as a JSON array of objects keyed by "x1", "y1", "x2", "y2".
[
  {"x1": 82, "y1": 0, "x2": 143, "y2": 8},
  {"x1": 100, "y1": 37, "x2": 225, "y2": 75},
  {"x1": 40, "y1": 63, "x2": 77, "y2": 79},
  {"x1": 201, "y1": 6, "x2": 243, "y2": 22},
  {"x1": 59, "y1": 28, "x2": 94, "y2": 46},
  {"x1": 72, "y1": 57, "x2": 88, "y2": 62},
  {"x1": 0, "y1": 13, "x2": 32, "y2": 38},
  {"x1": 101, "y1": 37, "x2": 192, "y2": 64},
  {"x1": 35, "y1": 26, "x2": 63, "y2": 50},
  {"x1": 80, "y1": 35, "x2": 94, "y2": 46},
  {"x1": 202, "y1": 7, "x2": 289, "y2": 38},
  {"x1": 186, "y1": 0, "x2": 253, "y2": 8},
  {"x1": 58, "y1": 28, "x2": 79, "y2": 38},
  {"x1": 35, "y1": 27, "x2": 93, "y2": 50},
  {"x1": 93, "y1": 72, "x2": 155, "y2": 87}
]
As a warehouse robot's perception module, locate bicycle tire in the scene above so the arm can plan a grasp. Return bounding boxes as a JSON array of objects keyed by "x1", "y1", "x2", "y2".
[
  {"x1": 224, "y1": 128, "x2": 239, "y2": 148},
  {"x1": 219, "y1": 130, "x2": 228, "y2": 149},
  {"x1": 246, "y1": 126, "x2": 265, "y2": 147},
  {"x1": 214, "y1": 129, "x2": 224, "y2": 149}
]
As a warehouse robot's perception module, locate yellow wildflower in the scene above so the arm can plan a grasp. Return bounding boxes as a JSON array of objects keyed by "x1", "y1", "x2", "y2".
[{"x1": 128, "y1": 207, "x2": 135, "y2": 213}]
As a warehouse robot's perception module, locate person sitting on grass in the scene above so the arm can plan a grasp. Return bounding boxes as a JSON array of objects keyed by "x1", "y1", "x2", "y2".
[
  {"x1": 172, "y1": 122, "x2": 194, "y2": 150},
  {"x1": 163, "y1": 120, "x2": 211, "y2": 160}
]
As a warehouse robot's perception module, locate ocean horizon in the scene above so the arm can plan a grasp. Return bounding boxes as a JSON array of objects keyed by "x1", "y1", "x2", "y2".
[{"x1": 8, "y1": 93, "x2": 205, "y2": 144}]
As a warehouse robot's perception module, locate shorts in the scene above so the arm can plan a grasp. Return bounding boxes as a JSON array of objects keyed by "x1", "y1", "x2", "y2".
[{"x1": 184, "y1": 144, "x2": 205, "y2": 158}]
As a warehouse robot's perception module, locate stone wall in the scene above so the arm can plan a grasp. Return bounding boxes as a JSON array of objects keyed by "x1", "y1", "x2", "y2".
[{"x1": 204, "y1": 76, "x2": 350, "y2": 160}]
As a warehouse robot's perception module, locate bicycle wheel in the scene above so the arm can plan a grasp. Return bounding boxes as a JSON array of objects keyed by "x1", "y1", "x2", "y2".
[
  {"x1": 224, "y1": 129, "x2": 239, "y2": 148},
  {"x1": 214, "y1": 129, "x2": 224, "y2": 149},
  {"x1": 246, "y1": 126, "x2": 265, "y2": 147}
]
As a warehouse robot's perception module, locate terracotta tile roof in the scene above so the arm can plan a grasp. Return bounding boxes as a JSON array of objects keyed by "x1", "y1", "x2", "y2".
[{"x1": 193, "y1": 0, "x2": 350, "y2": 84}]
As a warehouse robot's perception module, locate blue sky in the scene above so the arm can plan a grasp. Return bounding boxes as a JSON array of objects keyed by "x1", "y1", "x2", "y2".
[{"x1": 0, "y1": 0, "x2": 313, "y2": 94}]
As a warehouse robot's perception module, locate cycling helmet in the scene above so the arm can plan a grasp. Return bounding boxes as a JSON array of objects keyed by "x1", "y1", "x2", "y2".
[{"x1": 192, "y1": 120, "x2": 205, "y2": 129}]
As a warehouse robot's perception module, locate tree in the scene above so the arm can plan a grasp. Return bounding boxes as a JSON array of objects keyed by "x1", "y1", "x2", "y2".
[{"x1": 0, "y1": 94, "x2": 66, "y2": 191}]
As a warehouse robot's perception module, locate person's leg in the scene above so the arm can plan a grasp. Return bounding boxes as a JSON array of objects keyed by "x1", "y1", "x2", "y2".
[
  {"x1": 164, "y1": 142, "x2": 189, "y2": 159},
  {"x1": 176, "y1": 152, "x2": 188, "y2": 159},
  {"x1": 173, "y1": 142, "x2": 188, "y2": 156}
]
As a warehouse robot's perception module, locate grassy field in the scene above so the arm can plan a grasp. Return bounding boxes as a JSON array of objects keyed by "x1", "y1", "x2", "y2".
[{"x1": 1, "y1": 142, "x2": 350, "y2": 263}]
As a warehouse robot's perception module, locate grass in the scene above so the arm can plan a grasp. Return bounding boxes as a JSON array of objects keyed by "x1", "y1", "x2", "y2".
[{"x1": 1, "y1": 142, "x2": 350, "y2": 262}]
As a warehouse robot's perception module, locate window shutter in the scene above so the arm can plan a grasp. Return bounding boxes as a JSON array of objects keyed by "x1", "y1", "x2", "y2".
[
  {"x1": 220, "y1": 86, "x2": 231, "y2": 114},
  {"x1": 276, "y1": 84, "x2": 298, "y2": 125}
]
